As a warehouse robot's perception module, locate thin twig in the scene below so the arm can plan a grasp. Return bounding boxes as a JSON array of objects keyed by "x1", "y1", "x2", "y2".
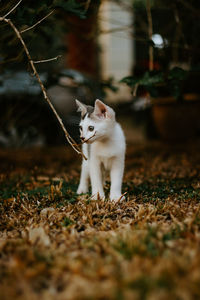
[
  {"x1": 99, "y1": 26, "x2": 132, "y2": 35},
  {"x1": 20, "y1": 10, "x2": 55, "y2": 34},
  {"x1": 132, "y1": 83, "x2": 139, "y2": 97},
  {"x1": 146, "y1": 0, "x2": 153, "y2": 71},
  {"x1": 172, "y1": 7, "x2": 182, "y2": 64},
  {"x1": 84, "y1": 0, "x2": 91, "y2": 12},
  {"x1": 82, "y1": 131, "x2": 96, "y2": 144},
  {"x1": 33, "y1": 55, "x2": 62, "y2": 64},
  {"x1": 2, "y1": 0, "x2": 23, "y2": 19},
  {"x1": 116, "y1": 192, "x2": 127, "y2": 203},
  {"x1": 177, "y1": 0, "x2": 200, "y2": 17},
  {"x1": 0, "y1": 16, "x2": 87, "y2": 160},
  {"x1": 173, "y1": 6, "x2": 189, "y2": 64}
]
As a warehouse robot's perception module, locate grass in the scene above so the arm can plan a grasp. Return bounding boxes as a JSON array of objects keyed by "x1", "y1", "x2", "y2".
[{"x1": 0, "y1": 144, "x2": 200, "y2": 299}]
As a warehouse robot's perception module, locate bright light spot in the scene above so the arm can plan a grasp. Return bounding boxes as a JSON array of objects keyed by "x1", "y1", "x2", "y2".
[{"x1": 152, "y1": 34, "x2": 164, "y2": 48}]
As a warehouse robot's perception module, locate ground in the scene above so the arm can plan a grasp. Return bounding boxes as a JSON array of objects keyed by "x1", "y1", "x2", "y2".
[{"x1": 0, "y1": 141, "x2": 200, "y2": 300}]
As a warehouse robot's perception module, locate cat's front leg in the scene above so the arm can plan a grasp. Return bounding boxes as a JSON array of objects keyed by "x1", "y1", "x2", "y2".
[
  {"x1": 90, "y1": 156, "x2": 105, "y2": 199},
  {"x1": 110, "y1": 157, "x2": 124, "y2": 202},
  {"x1": 77, "y1": 159, "x2": 89, "y2": 194}
]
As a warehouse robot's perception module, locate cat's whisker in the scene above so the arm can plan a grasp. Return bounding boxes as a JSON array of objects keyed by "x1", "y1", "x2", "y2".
[{"x1": 82, "y1": 131, "x2": 96, "y2": 144}]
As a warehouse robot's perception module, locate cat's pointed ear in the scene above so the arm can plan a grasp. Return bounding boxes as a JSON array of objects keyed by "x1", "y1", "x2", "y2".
[
  {"x1": 94, "y1": 99, "x2": 115, "y2": 119},
  {"x1": 75, "y1": 99, "x2": 87, "y2": 116}
]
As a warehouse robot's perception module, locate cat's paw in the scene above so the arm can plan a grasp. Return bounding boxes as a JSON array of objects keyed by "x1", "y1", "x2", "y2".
[
  {"x1": 77, "y1": 185, "x2": 89, "y2": 194},
  {"x1": 110, "y1": 193, "x2": 125, "y2": 203}
]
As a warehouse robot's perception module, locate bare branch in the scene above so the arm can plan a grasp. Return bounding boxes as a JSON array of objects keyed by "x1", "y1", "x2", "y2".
[
  {"x1": 146, "y1": 0, "x2": 154, "y2": 71},
  {"x1": 20, "y1": 10, "x2": 55, "y2": 34},
  {"x1": 132, "y1": 83, "x2": 139, "y2": 97},
  {"x1": 84, "y1": 0, "x2": 91, "y2": 12},
  {"x1": 99, "y1": 26, "x2": 132, "y2": 35},
  {"x1": 0, "y1": 16, "x2": 87, "y2": 160},
  {"x1": 2, "y1": 0, "x2": 23, "y2": 19},
  {"x1": 33, "y1": 55, "x2": 62, "y2": 64},
  {"x1": 177, "y1": 0, "x2": 200, "y2": 17}
]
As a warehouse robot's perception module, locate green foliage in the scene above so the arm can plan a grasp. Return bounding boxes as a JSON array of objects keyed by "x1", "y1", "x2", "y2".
[
  {"x1": 0, "y1": 0, "x2": 86, "y2": 68},
  {"x1": 123, "y1": 177, "x2": 200, "y2": 203},
  {"x1": 101, "y1": 77, "x2": 119, "y2": 95},
  {"x1": 0, "y1": 176, "x2": 78, "y2": 208},
  {"x1": 121, "y1": 67, "x2": 188, "y2": 100},
  {"x1": 1, "y1": 0, "x2": 86, "y2": 25},
  {"x1": 162, "y1": 225, "x2": 182, "y2": 242},
  {"x1": 62, "y1": 216, "x2": 74, "y2": 227},
  {"x1": 53, "y1": 0, "x2": 86, "y2": 19},
  {"x1": 128, "y1": 274, "x2": 174, "y2": 299},
  {"x1": 114, "y1": 227, "x2": 159, "y2": 260}
]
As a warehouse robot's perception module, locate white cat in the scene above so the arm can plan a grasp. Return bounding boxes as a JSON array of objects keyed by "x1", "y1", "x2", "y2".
[{"x1": 76, "y1": 99, "x2": 126, "y2": 202}]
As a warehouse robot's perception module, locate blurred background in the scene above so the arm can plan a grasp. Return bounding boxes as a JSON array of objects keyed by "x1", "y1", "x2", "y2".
[{"x1": 0, "y1": 0, "x2": 200, "y2": 148}]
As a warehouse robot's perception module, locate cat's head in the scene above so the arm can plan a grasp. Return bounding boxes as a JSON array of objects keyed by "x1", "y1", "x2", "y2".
[{"x1": 76, "y1": 99, "x2": 115, "y2": 144}]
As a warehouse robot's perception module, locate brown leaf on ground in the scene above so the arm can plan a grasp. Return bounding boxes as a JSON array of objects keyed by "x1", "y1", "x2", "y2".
[{"x1": 0, "y1": 143, "x2": 200, "y2": 299}]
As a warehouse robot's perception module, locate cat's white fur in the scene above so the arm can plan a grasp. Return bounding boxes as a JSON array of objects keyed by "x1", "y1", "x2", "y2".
[{"x1": 76, "y1": 99, "x2": 126, "y2": 202}]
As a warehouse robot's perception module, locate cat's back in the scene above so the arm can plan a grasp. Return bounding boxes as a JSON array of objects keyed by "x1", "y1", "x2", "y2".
[
  {"x1": 115, "y1": 122, "x2": 126, "y2": 145},
  {"x1": 113, "y1": 122, "x2": 126, "y2": 154}
]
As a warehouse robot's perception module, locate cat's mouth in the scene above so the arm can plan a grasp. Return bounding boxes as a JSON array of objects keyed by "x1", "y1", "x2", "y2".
[{"x1": 82, "y1": 131, "x2": 96, "y2": 144}]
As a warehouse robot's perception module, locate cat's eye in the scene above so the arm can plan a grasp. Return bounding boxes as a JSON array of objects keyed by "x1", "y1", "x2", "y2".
[
  {"x1": 79, "y1": 125, "x2": 82, "y2": 131},
  {"x1": 88, "y1": 126, "x2": 94, "y2": 132}
]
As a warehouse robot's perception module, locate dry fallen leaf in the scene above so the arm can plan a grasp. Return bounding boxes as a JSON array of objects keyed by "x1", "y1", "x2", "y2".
[
  {"x1": 28, "y1": 227, "x2": 50, "y2": 247},
  {"x1": 0, "y1": 143, "x2": 200, "y2": 299},
  {"x1": 40, "y1": 207, "x2": 55, "y2": 218}
]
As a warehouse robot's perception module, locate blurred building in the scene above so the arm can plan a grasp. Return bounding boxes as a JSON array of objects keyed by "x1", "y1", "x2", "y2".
[
  {"x1": 99, "y1": 0, "x2": 134, "y2": 103},
  {"x1": 65, "y1": 0, "x2": 134, "y2": 104}
]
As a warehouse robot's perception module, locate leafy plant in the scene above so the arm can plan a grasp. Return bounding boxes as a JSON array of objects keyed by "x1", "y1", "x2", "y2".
[
  {"x1": 121, "y1": 67, "x2": 188, "y2": 101},
  {"x1": 53, "y1": 0, "x2": 86, "y2": 19},
  {"x1": 0, "y1": 0, "x2": 86, "y2": 67}
]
